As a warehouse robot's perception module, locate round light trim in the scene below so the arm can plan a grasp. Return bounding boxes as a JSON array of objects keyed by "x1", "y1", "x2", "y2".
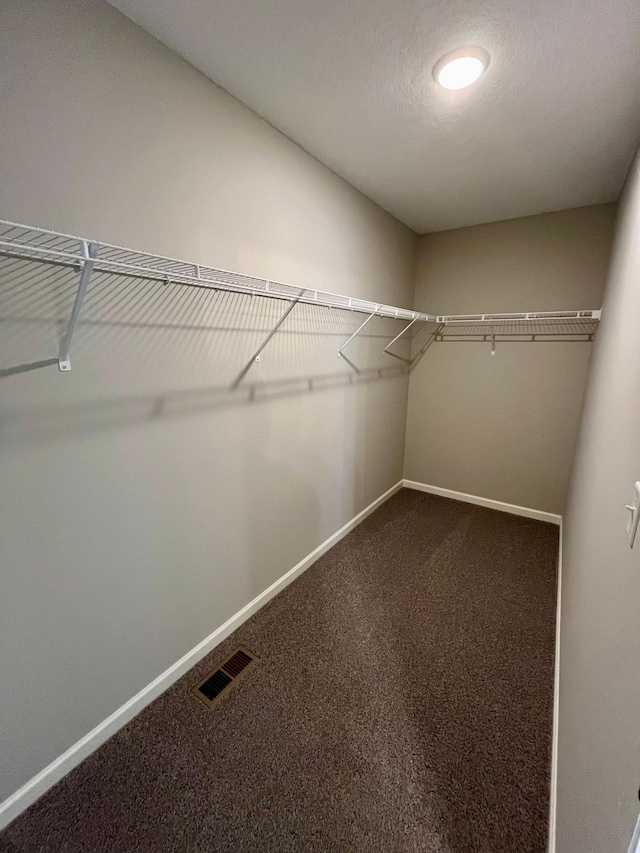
[{"x1": 433, "y1": 47, "x2": 490, "y2": 90}]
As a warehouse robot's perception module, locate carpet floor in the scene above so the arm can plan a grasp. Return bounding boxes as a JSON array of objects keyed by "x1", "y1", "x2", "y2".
[{"x1": 0, "y1": 489, "x2": 559, "y2": 852}]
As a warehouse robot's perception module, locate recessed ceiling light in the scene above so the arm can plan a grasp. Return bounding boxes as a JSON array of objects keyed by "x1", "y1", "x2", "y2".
[{"x1": 433, "y1": 47, "x2": 490, "y2": 90}]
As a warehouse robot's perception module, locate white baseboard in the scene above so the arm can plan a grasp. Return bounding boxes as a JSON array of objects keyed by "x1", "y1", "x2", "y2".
[
  {"x1": 548, "y1": 518, "x2": 563, "y2": 853},
  {"x1": 0, "y1": 479, "x2": 403, "y2": 831},
  {"x1": 402, "y1": 480, "x2": 562, "y2": 525}
]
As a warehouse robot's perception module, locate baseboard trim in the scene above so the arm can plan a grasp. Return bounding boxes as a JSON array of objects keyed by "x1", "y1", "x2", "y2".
[
  {"x1": 402, "y1": 480, "x2": 562, "y2": 525},
  {"x1": 0, "y1": 479, "x2": 403, "y2": 830},
  {"x1": 548, "y1": 518, "x2": 563, "y2": 853}
]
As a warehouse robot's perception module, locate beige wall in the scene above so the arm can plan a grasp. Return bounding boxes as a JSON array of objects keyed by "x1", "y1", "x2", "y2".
[
  {"x1": 0, "y1": 0, "x2": 416, "y2": 807},
  {"x1": 556, "y1": 157, "x2": 640, "y2": 851},
  {"x1": 404, "y1": 205, "x2": 616, "y2": 514}
]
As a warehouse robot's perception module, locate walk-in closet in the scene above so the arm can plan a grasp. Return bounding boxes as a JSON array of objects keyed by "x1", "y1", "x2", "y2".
[{"x1": 1, "y1": 1, "x2": 639, "y2": 851}]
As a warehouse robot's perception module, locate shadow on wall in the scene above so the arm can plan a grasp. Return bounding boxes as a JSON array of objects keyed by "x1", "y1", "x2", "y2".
[
  {"x1": 0, "y1": 253, "x2": 424, "y2": 806},
  {"x1": 0, "y1": 255, "x2": 439, "y2": 445}
]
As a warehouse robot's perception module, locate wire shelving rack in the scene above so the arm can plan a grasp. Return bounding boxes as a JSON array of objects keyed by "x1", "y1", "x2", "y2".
[{"x1": 0, "y1": 219, "x2": 603, "y2": 372}]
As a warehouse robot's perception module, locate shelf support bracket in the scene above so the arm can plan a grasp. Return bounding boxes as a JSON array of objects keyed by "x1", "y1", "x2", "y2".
[
  {"x1": 58, "y1": 240, "x2": 98, "y2": 371},
  {"x1": 383, "y1": 317, "x2": 418, "y2": 362},
  {"x1": 407, "y1": 323, "x2": 444, "y2": 368},
  {"x1": 338, "y1": 305, "x2": 379, "y2": 358},
  {"x1": 232, "y1": 287, "x2": 305, "y2": 389},
  {"x1": 384, "y1": 321, "x2": 443, "y2": 367}
]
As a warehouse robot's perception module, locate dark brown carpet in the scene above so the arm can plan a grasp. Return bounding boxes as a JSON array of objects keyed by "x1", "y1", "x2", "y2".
[{"x1": 0, "y1": 489, "x2": 559, "y2": 853}]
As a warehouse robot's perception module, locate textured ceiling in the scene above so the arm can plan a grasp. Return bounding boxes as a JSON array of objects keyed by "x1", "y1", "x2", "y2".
[{"x1": 109, "y1": 0, "x2": 640, "y2": 233}]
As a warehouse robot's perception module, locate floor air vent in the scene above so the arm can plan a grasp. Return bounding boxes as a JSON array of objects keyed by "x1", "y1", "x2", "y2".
[{"x1": 192, "y1": 646, "x2": 257, "y2": 708}]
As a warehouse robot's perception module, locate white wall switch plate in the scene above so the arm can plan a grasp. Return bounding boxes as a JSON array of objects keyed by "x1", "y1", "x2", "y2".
[{"x1": 625, "y1": 481, "x2": 640, "y2": 548}]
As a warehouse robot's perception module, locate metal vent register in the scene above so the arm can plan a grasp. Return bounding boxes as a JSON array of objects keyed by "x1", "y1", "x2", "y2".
[{"x1": 192, "y1": 647, "x2": 257, "y2": 708}]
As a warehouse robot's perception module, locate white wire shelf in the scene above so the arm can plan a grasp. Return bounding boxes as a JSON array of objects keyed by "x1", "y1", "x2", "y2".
[
  {"x1": 0, "y1": 220, "x2": 435, "y2": 323},
  {"x1": 436, "y1": 311, "x2": 601, "y2": 337},
  {"x1": 434, "y1": 311, "x2": 601, "y2": 355},
  {"x1": 437, "y1": 311, "x2": 601, "y2": 323},
  {"x1": 0, "y1": 218, "x2": 603, "y2": 373}
]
